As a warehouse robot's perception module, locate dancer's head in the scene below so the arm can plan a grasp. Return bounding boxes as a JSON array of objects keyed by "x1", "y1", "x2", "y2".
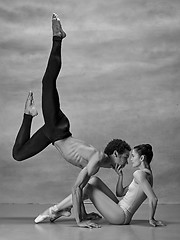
[
  {"x1": 131, "y1": 144, "x2": 153, "y2": 168},
  {"x1": 104, "y1": 139, "x2": 131, "y2": 169}
]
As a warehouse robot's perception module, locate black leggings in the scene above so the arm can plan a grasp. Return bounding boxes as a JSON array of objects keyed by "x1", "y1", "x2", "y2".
[{"x1": 12, "y1": 37, "x2": 72, "y2": 161}]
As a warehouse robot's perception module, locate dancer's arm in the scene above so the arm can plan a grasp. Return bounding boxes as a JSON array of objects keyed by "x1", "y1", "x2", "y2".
[
  {"x1": 134, "y1": 171, "x2": 165, "y2": 227},
  {"x1": 115, "y1": 166, "x2": 129, "y2": 197},
  {"x1": 72, "y1": 151, "x2": 103, "y2": 228}
]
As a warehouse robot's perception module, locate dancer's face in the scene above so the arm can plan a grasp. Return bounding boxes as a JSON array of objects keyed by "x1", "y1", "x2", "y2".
[
  {"x1": 131, "y1": 149, "x2": 142, "y2": 168},
  {"x1": 113, "y1": 150, "x2": 129, "y2": 169}
]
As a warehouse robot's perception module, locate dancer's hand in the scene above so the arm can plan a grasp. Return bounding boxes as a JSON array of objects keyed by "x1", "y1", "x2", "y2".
[
  {"x1": 114, "y1": 164, "x2": 123, "y2": 176},
  {"x1": 84, "y1": 212, "x2": 102, "y2": 220},
  {"x1": 149, "y1": 219, "x2": 166, "y2": 227},
  {"x1": 78, "y1": 220, "x2": 101, "y2": 228}
]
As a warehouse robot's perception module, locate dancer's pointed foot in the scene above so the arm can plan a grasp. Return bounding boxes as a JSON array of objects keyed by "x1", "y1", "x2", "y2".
[
  {"x1": 50, "y1": 207, "x2": 72, "y2": 223},
  {"x1": 34, "y1": 206, "x2": 71, "y2": 224},
  {"x1": 24, "y1": 91, "x2": 38, "y2": 117},
  {"x1": 52, "y1": 13, "x2": 66, "y2": 38}
]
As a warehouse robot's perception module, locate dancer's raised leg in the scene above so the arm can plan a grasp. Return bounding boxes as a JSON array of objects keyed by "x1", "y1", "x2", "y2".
[
  {"x1": 41, "y1": 13, "x2": 71, "y2": 143},
  {"x1": 12, "y1": 92, "x2": 51, "y2": 161},
  {"x1": 13, "y1": 13, "x2": 69, "y2": 161}
]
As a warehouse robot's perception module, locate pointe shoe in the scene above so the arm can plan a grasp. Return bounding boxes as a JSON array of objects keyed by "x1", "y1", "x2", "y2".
[
  {"x1": 52, "y1": 13, "x2": 66, "y2": 38},
  {"x1": 34, "y1": 206, "x2": 71, "y2": 224},
  {"x1": 24, "y1": 91, "x2": 38, "y2": 117}
]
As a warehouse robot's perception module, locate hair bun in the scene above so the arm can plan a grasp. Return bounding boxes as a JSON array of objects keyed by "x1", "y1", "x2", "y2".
[
  {"x1": 133, "y1": 143, "x2": 153, "y2": 164},
  {"x1": 145, "y1": 144, "x2": 152, "y2": 151}
]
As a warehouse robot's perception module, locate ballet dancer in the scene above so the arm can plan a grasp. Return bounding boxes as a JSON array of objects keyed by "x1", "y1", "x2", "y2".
[{"x1": 12, "y1": 13, "x2": 131, "y2": 228}]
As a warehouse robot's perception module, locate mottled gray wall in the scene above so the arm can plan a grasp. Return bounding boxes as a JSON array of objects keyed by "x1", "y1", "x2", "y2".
[{"x1": 0, "y1": 0, "x2": 180, "y2": 203}]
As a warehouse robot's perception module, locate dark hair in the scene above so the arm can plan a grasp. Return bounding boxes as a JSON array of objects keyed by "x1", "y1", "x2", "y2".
[
  {"x1": 104, "y1": 139, "x2": 131, "y2": 156},
  {"x1": 133, "y1": 144, "x2": 153, "y2": 164}
]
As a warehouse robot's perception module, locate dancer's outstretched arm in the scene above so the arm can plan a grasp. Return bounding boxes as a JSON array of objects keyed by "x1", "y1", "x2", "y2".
[
  {"x1": 134, "y1": 171, "x2": 165, "y2": 227},
  {"x1": 72, "y1": 151, "x2": 102, "y2": 228}
]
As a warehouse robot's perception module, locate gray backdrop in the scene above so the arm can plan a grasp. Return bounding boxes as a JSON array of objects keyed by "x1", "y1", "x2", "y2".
[{"x1": 0, "y1": 0, "x2": 179, "y2": 204}]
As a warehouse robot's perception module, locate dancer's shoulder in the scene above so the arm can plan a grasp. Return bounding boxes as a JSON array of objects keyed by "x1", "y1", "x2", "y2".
[{"x1": 133, "y1": 170, "x2": 147, "y2": 182}]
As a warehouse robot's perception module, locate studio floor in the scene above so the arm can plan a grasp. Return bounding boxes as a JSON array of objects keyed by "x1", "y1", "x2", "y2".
[{"x1": 0, "y1": 203, "x2": 179, "y2": 240}]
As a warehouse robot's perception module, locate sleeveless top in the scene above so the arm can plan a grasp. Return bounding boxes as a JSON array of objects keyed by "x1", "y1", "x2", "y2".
[{"x1": 119, "y1": 169, "x2": 153, "y2": 215}]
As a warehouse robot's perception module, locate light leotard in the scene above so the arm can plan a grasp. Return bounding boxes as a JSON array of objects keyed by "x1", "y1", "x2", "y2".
[{"x1": 119, "y1": 169, "x2": 153, "y2": 224}]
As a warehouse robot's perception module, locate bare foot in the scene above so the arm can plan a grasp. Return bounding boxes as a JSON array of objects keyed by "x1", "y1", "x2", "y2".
[
  {"x1": 24, "y1": 91, "x2": 38, "y2": 117},
  {"x1": 52, "y1": 13, "x2": 66, "y2": 38}
]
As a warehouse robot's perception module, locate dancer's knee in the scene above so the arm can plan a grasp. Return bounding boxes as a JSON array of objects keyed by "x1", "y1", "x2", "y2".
[
  {"x1": 83, "y1": 177, "x2": 100, "y2": 197},
  {"x1": 88, "y1": 176, "x2": 101, "y2": 187},
  {"x1": 12, "y1": 148, "x2": 24, "y2": 161}
]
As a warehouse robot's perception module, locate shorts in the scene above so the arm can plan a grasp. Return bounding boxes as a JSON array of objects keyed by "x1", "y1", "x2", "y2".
[{"x1": 118, "y1": 201, "x2": 133, "y2": 225}]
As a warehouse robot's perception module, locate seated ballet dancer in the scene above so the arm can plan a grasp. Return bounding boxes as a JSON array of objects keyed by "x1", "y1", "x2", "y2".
[
  {"x1": 36, "y1": 144, "x2": 165, "y2": 227},
  {"x1": 12, "y1": 13, "x2": 131, "y2": 228}
]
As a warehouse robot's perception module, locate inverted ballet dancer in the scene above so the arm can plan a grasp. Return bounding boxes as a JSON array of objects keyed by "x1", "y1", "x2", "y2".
[{"x1": 12, "y1": 13, "x2": 131, "y2": 228}]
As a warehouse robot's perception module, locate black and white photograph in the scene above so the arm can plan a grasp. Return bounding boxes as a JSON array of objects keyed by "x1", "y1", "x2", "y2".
[{"x1": 0, "y1": 0, "x2": 179, "y2": 239}]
